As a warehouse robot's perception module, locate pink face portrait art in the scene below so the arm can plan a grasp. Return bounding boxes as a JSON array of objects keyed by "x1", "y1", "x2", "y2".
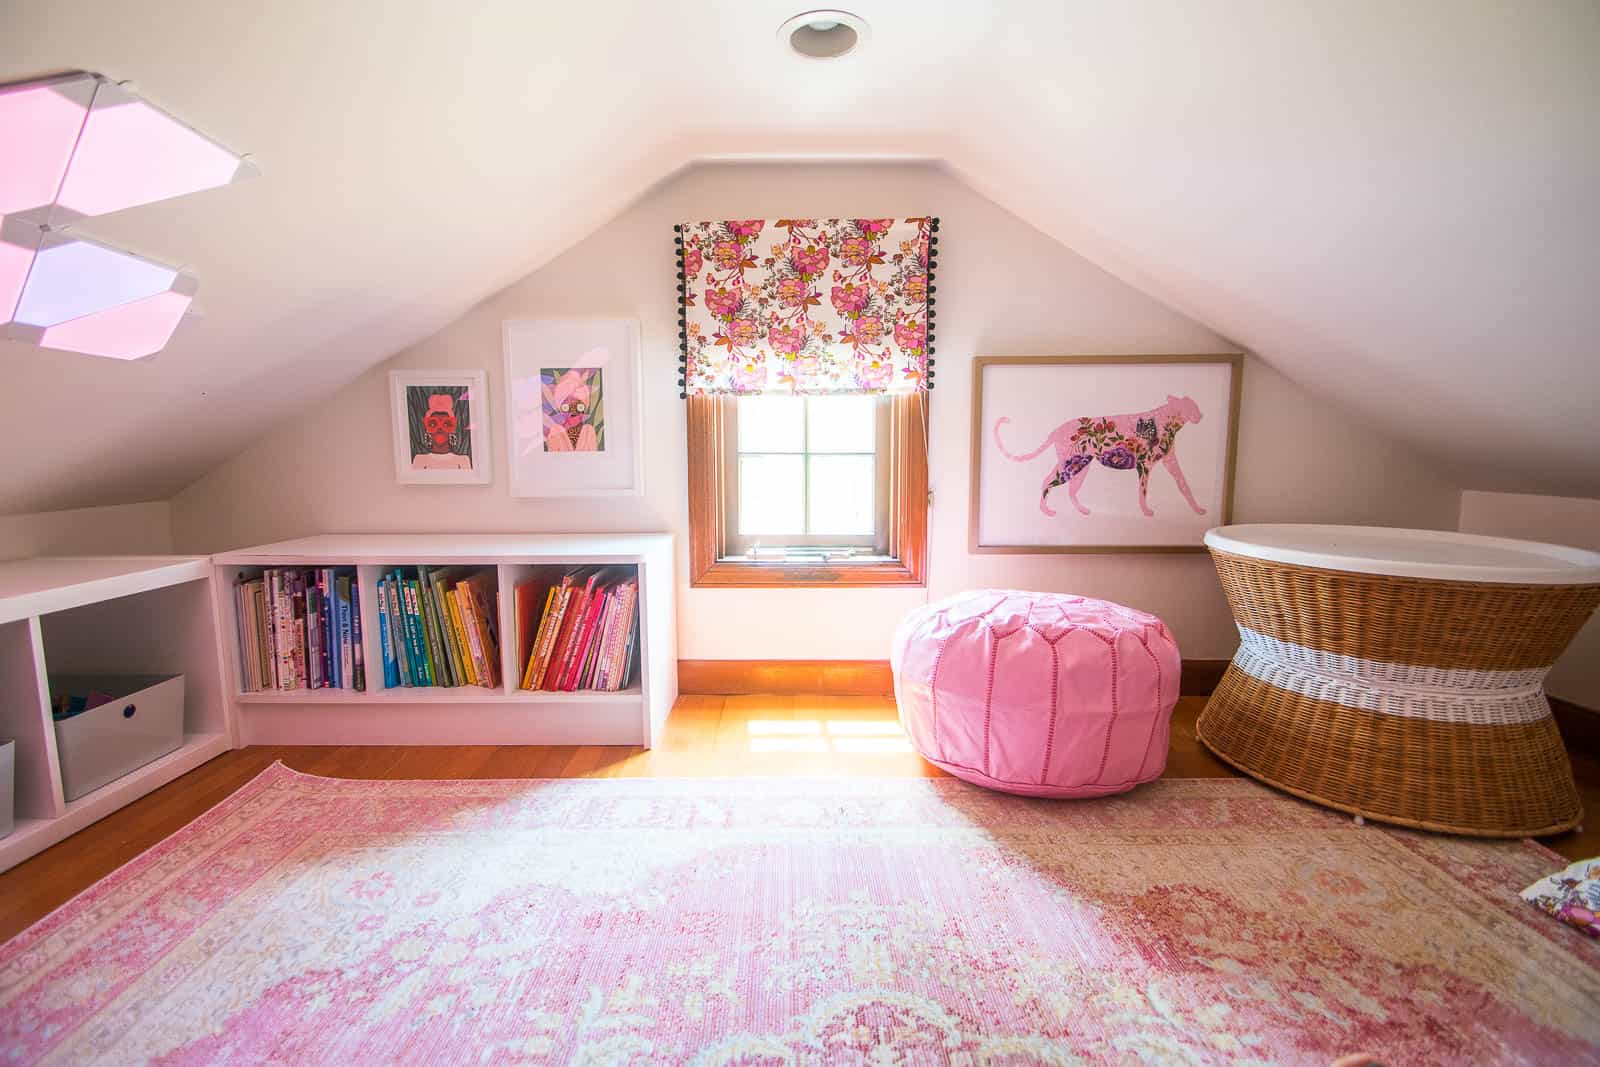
[{"x1": 540, "y1": 368, "x2": 604, "y2": 453}]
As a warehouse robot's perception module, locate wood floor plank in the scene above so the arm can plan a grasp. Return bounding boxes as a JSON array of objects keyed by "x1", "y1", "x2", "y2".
[{"x1": 2, "y1": 693, "x2": 1595, "y2": 944}]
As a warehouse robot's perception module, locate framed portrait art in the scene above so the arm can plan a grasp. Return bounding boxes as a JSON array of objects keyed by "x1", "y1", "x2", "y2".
[
  {"x1": 970, "y1": 355, "x2": 1242, "y2": 553},
  {"x1": 503, "y1": 318, "x2": 644, "y2": 497},
  {"x1": 389, "y1": 370, "x2": 492, "y2": 485}
]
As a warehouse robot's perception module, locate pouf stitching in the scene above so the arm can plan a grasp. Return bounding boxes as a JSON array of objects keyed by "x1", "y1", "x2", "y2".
[
  {"x1": 1132, "y1": 636, "x2": 1167, "y2": 782},
  {"x1": 1095, "y1": 643, "x2": 1122, "y2": 781},
  {"x1": 1038, "y1": 634, "x2": 1061, "y2": 784}
]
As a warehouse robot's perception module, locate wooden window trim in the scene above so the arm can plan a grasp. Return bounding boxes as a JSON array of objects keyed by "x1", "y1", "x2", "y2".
[{"x1": 688, "y1": 392, "x2": 928, "y2": 588}]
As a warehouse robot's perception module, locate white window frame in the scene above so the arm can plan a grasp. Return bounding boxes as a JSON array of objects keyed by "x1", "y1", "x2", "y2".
[{"x1": 721, "y1": 394, "x2": 891, "y2": 560}]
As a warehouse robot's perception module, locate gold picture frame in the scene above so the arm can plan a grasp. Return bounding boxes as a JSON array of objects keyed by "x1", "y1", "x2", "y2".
[{"x1": 968, "y1": 354, "x2": 1243, "y2": 553}]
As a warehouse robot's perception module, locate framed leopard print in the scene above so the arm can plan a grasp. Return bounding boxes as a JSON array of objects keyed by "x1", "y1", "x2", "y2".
[{"x1": 969, "y1": 355, "x2": 1242, "y2": 552}]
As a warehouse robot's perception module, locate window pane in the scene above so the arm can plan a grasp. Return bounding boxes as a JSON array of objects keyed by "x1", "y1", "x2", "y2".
[
  {"x1": 805, "y1": 394, "x2": 877, "y2": 453},
  {"x1": 808, "y1": 455, "x2": 875, "y2": 535},
  {"x1": 737, "y1": 395, "x2": 804, "y2": 454},
  {"x1": 739, "y1": 454, "x2": 804, "y2": 535}
]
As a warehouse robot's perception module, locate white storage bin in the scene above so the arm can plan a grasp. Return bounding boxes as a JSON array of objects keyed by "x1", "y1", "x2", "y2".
[
  {"x1": 52, "y1": 675, "x2": 185, "y2": 803},
  {"x1": 0, "y1": 739, "x2": 13, "y2": 838}
]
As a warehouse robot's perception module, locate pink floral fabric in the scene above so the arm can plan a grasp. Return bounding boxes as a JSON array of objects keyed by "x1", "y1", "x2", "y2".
[
  {"x1": 1523, "y1": 856, "x2": 1600, "y2": 937},
  {"x1": 2, "y1": 765, "x2": 1598, "y2": 1065},
  {"x1": 678, "y1": 218, "x2": 934, "y2": 394}
]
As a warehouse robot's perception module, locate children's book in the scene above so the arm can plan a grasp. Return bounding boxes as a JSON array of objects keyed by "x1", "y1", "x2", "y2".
[{"x1": 350, "y1": 578, "x2": 367, "y2": 691}]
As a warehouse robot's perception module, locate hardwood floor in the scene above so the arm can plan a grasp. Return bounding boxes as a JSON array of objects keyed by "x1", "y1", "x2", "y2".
[{"x1": 3, "y1": 693, "x2": 1597, "y2": 943}]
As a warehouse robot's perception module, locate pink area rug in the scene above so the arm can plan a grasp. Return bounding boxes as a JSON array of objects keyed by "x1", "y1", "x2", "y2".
[{"x1": 2, "y1": 764, "x2": 1598, "y2": 1065}]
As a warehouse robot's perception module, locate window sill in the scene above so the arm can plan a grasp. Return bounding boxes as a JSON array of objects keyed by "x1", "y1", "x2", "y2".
[{"x1": 691, "y1": 557, "x2": 924, "y2": 589}]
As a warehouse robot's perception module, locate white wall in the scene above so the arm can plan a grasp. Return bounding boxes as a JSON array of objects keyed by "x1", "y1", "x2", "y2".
[
  {"x1": 0, "y1": 502, "x2": 173, "y2": 562},
  {"x1": 1459, "y1": 491, "x2": 1600, "y2": 708},
  {"x1": 171, "y1": 163, "x2": 1460, "y2": 660}
]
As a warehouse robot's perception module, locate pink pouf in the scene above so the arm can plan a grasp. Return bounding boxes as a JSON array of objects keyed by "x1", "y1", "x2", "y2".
[{"x1": 891, "y1": 590, "x2": 1180, "y2": 797}]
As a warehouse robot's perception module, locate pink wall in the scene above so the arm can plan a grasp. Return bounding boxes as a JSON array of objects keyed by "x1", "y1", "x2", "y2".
[{"x1": 171, "y1": 163, "x2": 1460, "y2": 660}]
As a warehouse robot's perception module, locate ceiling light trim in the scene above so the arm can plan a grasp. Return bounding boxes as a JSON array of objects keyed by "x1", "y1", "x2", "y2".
[{"x1": 778, "y1": 10, "x2": 869, "y2": 61}]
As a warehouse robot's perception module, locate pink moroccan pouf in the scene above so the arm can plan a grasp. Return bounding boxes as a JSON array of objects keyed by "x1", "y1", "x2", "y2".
[{"x1": 891, "y1": 590, "x2": 1181, "y2": 797}]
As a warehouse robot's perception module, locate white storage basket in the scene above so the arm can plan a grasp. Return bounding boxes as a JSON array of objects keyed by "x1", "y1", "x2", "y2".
[{"x1": 52, "y1": 675, "x2": 185, "y2": 803}]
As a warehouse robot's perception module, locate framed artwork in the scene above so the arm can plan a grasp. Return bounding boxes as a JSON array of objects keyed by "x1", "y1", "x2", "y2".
[
  {"x1": 503, "y1": 318, "x2": 643, "y2": 497},
  {"x1": 970, "y1": 355, "x2": 1242, "y2": 553},
  {"x1": 388, "y1": 370, "x2": 492, "y2": 485}
]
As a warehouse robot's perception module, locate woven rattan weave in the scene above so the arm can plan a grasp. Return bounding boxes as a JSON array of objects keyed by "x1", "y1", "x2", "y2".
[{"x1": 1199, "y1": 546, "x2": 1599, "y2": 837}]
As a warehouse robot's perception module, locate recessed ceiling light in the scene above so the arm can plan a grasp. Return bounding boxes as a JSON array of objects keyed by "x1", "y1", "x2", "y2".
[{"x1": 779, "y1": 10, "x2": 868, "y2": 60}]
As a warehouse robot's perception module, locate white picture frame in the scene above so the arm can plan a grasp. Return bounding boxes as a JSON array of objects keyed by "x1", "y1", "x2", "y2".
[
  {"x1": 388, "y1": 370, "x2": 492, "y2": 485},
  {"x1": 503, "y1": 318, "x2": 644, "y2": 498},
  {"x1": 970, "y1": 355, "x2": 1242, "y2": 552}
]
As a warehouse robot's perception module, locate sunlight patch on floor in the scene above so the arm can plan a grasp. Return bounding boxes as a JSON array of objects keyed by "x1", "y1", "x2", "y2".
[{"x1": 745, "y1": 719, "x2": 910, "y2": 755}]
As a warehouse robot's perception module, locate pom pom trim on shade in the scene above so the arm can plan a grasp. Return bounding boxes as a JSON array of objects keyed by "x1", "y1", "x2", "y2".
[{"x1": 675, "y1": 217, "x2": 939, "y2": 396}]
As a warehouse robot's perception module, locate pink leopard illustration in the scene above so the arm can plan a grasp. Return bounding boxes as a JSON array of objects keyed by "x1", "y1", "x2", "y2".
[{"x1": 994, "y1": 395, "x2": 1207, "y2": 517}]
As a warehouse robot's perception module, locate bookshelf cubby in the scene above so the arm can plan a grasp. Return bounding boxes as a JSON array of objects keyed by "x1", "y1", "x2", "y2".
[
  {"x1": 0, "y1": 557, "x2": 233, "y2": 873},
  {"x1": 213, "y1": 534, "x2": 676, "y2": 746}
]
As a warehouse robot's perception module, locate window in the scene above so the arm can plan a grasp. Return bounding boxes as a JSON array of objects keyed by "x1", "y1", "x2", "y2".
[
  {"x1": 725, "y1": 395, "x2": 889, "y2": 559},
  {"x1": 686, "y1": 392, "x2": 928, "y2": 587}
]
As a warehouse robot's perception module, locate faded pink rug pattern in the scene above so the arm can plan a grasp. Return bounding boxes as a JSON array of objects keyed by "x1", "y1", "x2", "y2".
[{"x1": 2, "y1": 764, "x2": 1598, "y2": 1065}]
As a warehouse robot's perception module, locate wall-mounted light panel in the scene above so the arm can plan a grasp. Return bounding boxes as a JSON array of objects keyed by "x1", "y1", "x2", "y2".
[{"x1": 0, "y1": 71, "x2": 253, "y2": 360}]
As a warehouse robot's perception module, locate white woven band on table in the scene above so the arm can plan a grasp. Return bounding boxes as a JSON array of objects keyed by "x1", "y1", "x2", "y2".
[
  {"x1": 1235, "y1": 627, "x2": 1548, "y2": 692},
  {"x1": 1232, "y1": 628, "x2": 1552, "y2": 726}
]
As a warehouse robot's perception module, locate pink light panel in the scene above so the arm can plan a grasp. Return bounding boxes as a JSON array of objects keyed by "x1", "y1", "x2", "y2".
[
  {"x1": 39, "y1": 289, "x2": 193, "y2": 361},
  {"x1": 0, "y1": 85, "x2": 87, "y2": 217},
  {"x1": 0, "y1": 72, "x2": 251, "y2": 223}
]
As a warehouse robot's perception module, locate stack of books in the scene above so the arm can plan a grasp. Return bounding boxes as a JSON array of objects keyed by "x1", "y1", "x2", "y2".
[
  {"x1": 235, "y1": 568, "x2": 365, "y2": 692},
  {"x1": 376, "y1": 567, "x2": 501, "y2": 689},
  {"x1": 516, "y1": 568, "x2": 640, "y2": 691}
]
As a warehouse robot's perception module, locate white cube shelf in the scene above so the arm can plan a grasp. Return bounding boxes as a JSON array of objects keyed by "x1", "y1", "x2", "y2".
[
  {"x1": 212, "y1": 534, "x2": 677, "y2": 747},
  {"x1": 0, "y1": 556, "x2": 233, "y2": 873}
]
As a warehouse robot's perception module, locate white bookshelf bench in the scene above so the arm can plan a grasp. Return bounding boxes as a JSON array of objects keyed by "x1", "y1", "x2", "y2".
[
  {"x1": 0, "y1": 556, "x2": 233, "y2": 873},
  {"x1": 212, "y1": 534, "x2": 677, "y2": 747}
]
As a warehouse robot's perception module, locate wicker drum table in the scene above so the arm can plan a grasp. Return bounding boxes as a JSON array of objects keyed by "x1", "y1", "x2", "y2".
[{"x1": 1198, "y1": 524, "x2": 1600, "y2": 837}]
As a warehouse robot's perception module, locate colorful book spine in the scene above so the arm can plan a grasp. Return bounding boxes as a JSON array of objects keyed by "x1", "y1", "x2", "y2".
[
  {"x1": 533, "y1": 582, "x2": 575, "y2": 689},
  {"x1": 441, "y1": 573, "x2": 473, "y2": 685},
  {"x1": 377, "y1": 575, "x2": 398, "y2": 688},
  {"x1": 350, "y1": 578, "x2": 366, "y2": 692},
  {"x1": 445, "y1": 590, "x2": 478, "y2": 686},
  {"x1": 562, "y1": 588, "x2": 607, "y2": 691},
  {"x1": 400, "y1": 577, "x2": 432, "y2": 686},
  {"x1": 386, "y1": 574, "x2": 411, "y2": 686},
  {"x1": 306, "y1": 584, "x2": 323, "y2": 689},
  {"x1": 454, "y1": 585, "x2": 489, "y2": 687},
  {"x1": 322, "y1": 569, "x2": 338, "y2": 689},
  {"x1": 602, "y1": 582, "x2": 638, "y2": 690},
  {"x1": 414, "y1": 569, "x2": 447, "y2": 686},
  {"x1": 291, "y1": 572, "x2": 308, "y2": 689},
  {"x1": 466, "y1": 575, "x2": 500, "y2": 686},
  {"x1": 336, "y1": 575, "x2": 354, "y2": 690},
  {"x1": 521, "y1": 586, "x2": 556, "y2": 689},
  {"x1": 254, "y1": 582, "x2": 275, "y2": 690}
]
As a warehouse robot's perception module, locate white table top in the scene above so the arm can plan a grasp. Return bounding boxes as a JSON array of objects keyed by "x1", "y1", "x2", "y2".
[{"x1": 1204, "y1": 524, "x2": 1600, "y2": 584}]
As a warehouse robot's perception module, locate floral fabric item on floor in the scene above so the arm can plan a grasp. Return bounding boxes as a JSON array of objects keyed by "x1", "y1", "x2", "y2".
[
  {"x1": 2, "y1": 765, "x2": 1598, "y2": 1065},
  {"x1": 1522, "y1": 855, "x2": 1600, "y2": 937}
]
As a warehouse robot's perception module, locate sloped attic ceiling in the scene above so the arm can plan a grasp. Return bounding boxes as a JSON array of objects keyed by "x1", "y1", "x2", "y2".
[{"x1": 2, "y1": 0, "x2": 1595, "y2": 514}]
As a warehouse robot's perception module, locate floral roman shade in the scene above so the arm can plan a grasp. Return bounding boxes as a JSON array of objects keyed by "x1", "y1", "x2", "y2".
[{"x1": 675, "y1": 217, "x2": 938, "y2": 396}]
